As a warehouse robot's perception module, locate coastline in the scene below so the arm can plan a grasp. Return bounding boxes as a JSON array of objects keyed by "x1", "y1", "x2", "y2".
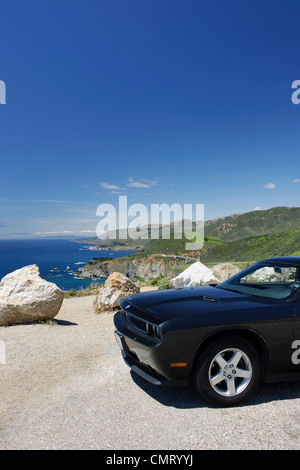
[{"x1": 0, "y1": 238, "x2": 134, "y2": 292}]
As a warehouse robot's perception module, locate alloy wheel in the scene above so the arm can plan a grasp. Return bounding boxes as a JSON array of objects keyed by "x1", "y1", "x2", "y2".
[{"x1": 208, "y1": 347, "x2": 252, "y2": 397}]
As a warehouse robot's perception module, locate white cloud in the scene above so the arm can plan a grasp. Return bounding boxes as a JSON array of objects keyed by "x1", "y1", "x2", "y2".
[
  {"x1": 263, "y1": 182, "x2": 276, "y2": 189},
  {"x1": 127, "y1": 177, "x2": 158, "y2": 188},
  {"x1": 99, "y1": 178, "x2": 159, "y2": 192},
  {"x1": 99, "y1": 182, "x2": 126, "y2": 191},
  {"x1": 127, "y1": 181, "x2": 150, "y2": 188},
  {"x1": 292, "y1": 178, "x2": 300, "y2": 184},
  {"x1": 32, "y1": 230, "x2": 96, "y2": 236}
]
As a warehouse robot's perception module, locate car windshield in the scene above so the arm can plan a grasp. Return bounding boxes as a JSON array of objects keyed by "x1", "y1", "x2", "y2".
[{"x1": 218, "y1": 262, "x2": 300, "y2": 300}]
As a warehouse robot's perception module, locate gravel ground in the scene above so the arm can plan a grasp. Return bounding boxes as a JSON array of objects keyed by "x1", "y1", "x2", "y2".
[{"x1": 0, "y1": 295, "x2": 299, "y2": 450}]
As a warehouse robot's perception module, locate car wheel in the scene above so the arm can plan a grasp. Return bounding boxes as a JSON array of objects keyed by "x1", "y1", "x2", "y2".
[{"x1": 193, "y1": 336, "x2": 261, "y2": 407}]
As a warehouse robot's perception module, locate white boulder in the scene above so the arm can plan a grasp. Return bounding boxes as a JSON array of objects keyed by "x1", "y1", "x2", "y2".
[
  {"x1": 97, "y1": 272, "x2": 140, "y2": 312},
  {"x1": 0, "y1": 265, "x2": 64, "y2": 325},
  {"x1": 170, "y1": 261, "x2": 220, "y2": 289},
  {"x1": 246, "y1": 266, "x2": 291, "y2": 282}
]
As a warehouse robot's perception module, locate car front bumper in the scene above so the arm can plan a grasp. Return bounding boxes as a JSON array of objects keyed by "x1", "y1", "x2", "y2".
[{"x1": 114, "y1": 311, "x2": 190, "y2": 387}]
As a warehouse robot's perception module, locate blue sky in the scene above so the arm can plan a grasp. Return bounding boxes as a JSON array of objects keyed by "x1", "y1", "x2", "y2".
[{"x1": 0, "y1": 0, "x2": 300, "y2": 238}]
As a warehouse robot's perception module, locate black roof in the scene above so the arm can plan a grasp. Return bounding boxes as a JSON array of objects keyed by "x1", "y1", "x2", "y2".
[{"x1": 261, "y1": 256, "x2": 300, "y2": 265}]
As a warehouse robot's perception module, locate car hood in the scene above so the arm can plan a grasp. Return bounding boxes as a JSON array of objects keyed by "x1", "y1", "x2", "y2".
[{"x1": 121, "y1": 285, "x2": 266, "y2": 323}]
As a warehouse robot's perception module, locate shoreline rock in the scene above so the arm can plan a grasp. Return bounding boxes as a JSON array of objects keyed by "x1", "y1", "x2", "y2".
[
  {"x1": 77, "y1": 254, "x2": 195, "y2": 280},
  {"x1": 0, "y1": 265, "x2": 64, "y2": 325},
  {"x1": 96, "y1": 272, "x2": 140, "y2": 312}
]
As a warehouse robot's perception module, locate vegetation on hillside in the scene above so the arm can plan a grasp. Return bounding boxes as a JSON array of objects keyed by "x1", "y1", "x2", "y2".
[
  {"x1": 76, "y1": 206, "x2": 300, "y2": 276},
  {"x1": 200, "y1": 228, "x2": 300, "y2": 263},
  {"x1": 205, "y1": 206, "x2": 300, "y2": 241}
]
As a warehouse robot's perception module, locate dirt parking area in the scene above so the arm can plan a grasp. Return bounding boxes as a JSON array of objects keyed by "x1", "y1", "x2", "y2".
[{"x1": 0, "y1": 295, "x2": 299, "y2": 450}]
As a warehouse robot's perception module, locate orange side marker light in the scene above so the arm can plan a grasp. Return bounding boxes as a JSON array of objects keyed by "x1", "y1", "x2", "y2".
[{"x1": 170, "y1": 362, "x2": 188, "y2": 367}]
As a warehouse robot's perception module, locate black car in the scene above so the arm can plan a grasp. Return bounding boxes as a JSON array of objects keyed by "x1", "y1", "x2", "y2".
[{"x1": 114, "y1": 257, "x2": 300, "y2": 407}]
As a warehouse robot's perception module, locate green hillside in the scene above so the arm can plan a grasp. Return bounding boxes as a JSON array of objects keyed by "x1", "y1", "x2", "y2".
[
  {"x1": 79, "y1": 206, "x2": 300, "y2": 265},
  {"x1": 200, "y1": 228, "x2": 300, "y2": 263},
  {"x1": 204, "y1": 206, "x2": 300, "y2": 241},
  {"x1": 133, "y1": 207, "x2": 300, "y2": 261},
  {"x1": 127, "y1": 233, "x2": 220, "y2": 259},
  {"x1": 122, "y1": 228, "x2": 300, "y2": 264}
]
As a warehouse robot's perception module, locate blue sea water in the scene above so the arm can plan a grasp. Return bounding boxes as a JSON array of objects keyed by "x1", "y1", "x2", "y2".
[{"x1": 0, "y1": 238, "x2": 134, "y2": 291}]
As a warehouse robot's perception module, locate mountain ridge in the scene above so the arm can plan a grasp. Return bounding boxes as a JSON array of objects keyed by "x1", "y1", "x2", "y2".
[
  {"x1": 79, "y1": 206, "x2": 300, "y2": 247},
  {"x1": 204, "y1": 206, "x2": 300, "y2": 241},
  {"x1": 77, "y1": 206, "x2": 300, "y2": 279}
]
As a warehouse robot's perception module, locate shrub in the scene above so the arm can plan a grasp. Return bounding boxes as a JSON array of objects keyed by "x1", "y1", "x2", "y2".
[{"x1": 157, "y1": 277, "x2": 171, "y2": 290}]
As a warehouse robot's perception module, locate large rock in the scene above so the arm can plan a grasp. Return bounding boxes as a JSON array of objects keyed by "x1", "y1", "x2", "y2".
[
  {"x1": 0, "y1": 265, "x2": 64, "y2": 325},
  {"x1": 170, "y1": 261, "x2": 220, "y2": 289},
  {"x1": 212, "y1": 263, "x2": 241, "y2": 282},
  {"x1": 247, "y1": 266, "x2": 291, "y2": 282},
  {"x1": 97, "y1": 272, "x2": 140, "y2": 312}
]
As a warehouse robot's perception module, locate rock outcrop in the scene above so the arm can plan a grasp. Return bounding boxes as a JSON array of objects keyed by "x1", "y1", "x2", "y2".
[
  {"x1": 0, "y1": 265, "x2": 64, "y2": 325},
  {"x1": 77, "y1": 255, "x2": 193, "y2": 280},
  {"x1": 170, "y1": 261, "x2": 220, "y2": 289},
  {"x1": 211, "y1": 262, "x2": 240, "y2": 282},
  {"x1": 97, "y1": 272, "x2": 140, "y2": 312}
]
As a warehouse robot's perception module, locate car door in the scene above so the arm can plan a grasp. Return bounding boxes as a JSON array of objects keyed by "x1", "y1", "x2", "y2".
[
  {"x1": 292, "y1": 299, "x2": 300, "y2": 370},
  {"x1": 257, "y1": 299, "x2": 295, "y2": 377}
]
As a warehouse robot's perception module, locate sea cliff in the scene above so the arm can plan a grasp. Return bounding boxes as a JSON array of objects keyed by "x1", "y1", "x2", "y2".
[{"x1": 76, "y1": 254, "x2": 196, "y2": 280}]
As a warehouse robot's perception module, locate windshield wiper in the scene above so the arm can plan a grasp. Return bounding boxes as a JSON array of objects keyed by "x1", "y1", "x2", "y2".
[
  {"x1": 242, "y1": 283, "x2": 268, "y2": 290},
  {"x1": 217, "y1": 286, "x2": 245, "y2": 295}
]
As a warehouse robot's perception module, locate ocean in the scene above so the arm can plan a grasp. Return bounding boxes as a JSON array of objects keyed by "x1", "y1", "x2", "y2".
[{"x1": 0, "y1": 238, "x2": 134, "y2": 291}]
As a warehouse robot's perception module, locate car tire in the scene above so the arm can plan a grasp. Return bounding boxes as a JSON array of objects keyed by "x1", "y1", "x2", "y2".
[{"x1": 193, "y1": 336, "x2": 261, "y2": 407}]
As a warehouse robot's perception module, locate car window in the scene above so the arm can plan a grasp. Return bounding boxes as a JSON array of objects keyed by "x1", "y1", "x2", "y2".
[
  {"x1": 219, "y1": 263, "x2": 300, "y2": 300},
  {"x1": 241, "y1": 266, "x2": 297, "y2": 284}
]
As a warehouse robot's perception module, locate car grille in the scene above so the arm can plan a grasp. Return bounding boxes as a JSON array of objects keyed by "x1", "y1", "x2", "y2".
[{"x1": 122, "y1": 310, "x2": 162, "y2": 341}]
